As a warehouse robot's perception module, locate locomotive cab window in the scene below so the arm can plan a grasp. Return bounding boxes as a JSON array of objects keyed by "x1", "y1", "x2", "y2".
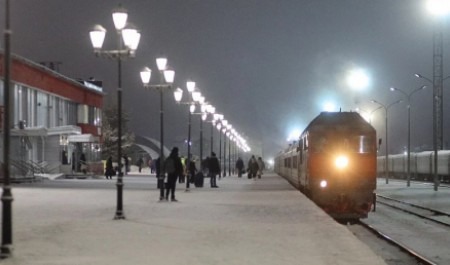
[
  {"x1": 311, "y1": 135, "x2": 374, "y2": 153},
  {"x1": 351, "y1": 135, "x2": 375, "y2": 153}
]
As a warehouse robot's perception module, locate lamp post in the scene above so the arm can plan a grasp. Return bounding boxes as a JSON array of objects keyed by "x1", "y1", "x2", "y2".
[
  {"x1": 140, "y1": 59, "x2": 175, "y2": 200},
  {"x1": 174, "y1": 81, "x2": 196, "y2": 191},
  {"x1": 355, "y1": 106, "x2": 383, "y2": 124},
  {"x1": 423, "y1": 1, "x2": 450, "y2": 191},
  {"x1": 211, "y1": 114, "x2": 219, "y2": 155},
  {"x1": 221, "y1": 120, "x2": 228, "y2": 177},
  {"x1": 89, "y1": 5, "x2": 141, "y2": 219},
  {"x1": 226, "y1": 125, "x2": 232, "y2": 176},
  {"x1": 415, "y1": 73, "x2": 450, "y2": 191},
  {"x1": 1, "y1": 0, "x2": 13, "y2": 258},
  {"x1": 390, "y1": 85, "x2": 427, "y2": 187},
  {"x1": 215, "y1": 115, "x2": 224, "y2": 178},
  {"x1": 371, "y1": 99, "x2": 403, "y2": 184},
  {"x1": 216, "y1": 122, "x2": 222, "y2": 177}
]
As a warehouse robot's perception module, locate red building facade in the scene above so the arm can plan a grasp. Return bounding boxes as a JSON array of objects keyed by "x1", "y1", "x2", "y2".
[{"x1": 0, "y1": 52, "x2": 104, "y2": 178}]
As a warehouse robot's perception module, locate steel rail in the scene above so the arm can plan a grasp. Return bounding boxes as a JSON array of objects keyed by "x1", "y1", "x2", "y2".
[{"x1": 357, "y1": 221, "x2": 437, "y2": 265}]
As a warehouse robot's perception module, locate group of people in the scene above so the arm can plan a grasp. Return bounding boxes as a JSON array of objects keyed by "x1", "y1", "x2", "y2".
[
  {"x1": 235, "y1": 155, "x2": 265, "y2": 179},
  {"x1": 103, "y1": 146, "x2": 266, "y2": 202},
  {"x1": 104, "y1": 154, "x2": 132, "y2": 179}
]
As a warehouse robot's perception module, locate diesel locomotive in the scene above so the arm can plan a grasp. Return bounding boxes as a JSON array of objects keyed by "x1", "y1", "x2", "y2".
[{"x1": 275, "y1": 111, "x2": 377, "y2": 220}]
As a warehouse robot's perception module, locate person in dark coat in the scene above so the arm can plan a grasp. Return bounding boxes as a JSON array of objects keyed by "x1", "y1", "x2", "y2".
[
  {"x1": 247, "y1": 155, "x2": 259, "y2": 179},
  {"x1": 137, "y1": 156, "x2": 144, "y2": 173},
  {"x1": 163, "y1": 147, "x2": 183, "y2": 201},
  {"x1": 208, "y1": 152, "x2": 221, "y2": 188},
  {"x1": 104, "y1": 156, "x2": 115, "y2": 179},
  {"x1": 79, "y1": 153, "x2": 87, "y2": 174},
  {"x1": 235, "y1": 157, "x2": 244, "y2": 178},
  {"x1": 62, "y1": 150, "x2": 68, "y2": 165},
  {"x1": 155, "y1": 156, "x2": 165, "y2": 199},
  {"x1": 188, "y1": 156, "x2": 197, "y2": 184}
]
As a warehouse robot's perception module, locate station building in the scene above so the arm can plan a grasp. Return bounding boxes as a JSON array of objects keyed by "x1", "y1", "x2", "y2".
[{"x1": 0, "y1": 52, "x2": 103, "y2": 180}]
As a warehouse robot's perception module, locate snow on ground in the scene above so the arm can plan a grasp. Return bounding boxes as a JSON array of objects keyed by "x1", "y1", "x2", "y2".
[{"x1": 0, "y1": 174, "x2": 386, "y2": 265}]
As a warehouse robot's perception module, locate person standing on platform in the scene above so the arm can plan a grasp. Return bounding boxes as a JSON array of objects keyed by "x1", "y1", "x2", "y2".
[
  {"x1": 137, "y1": 156, "x2": 144, "y2": 173},
  {"x1": 247, "y1": 155, "x2": 259, "y2": 179},
  {"x1": 235, "y1": 157, "x2": 244, "y2": 178},
  {"x1": 208, "y1": 152, "x2": 220, "y2": 188},
  {"x1": 179, "y1": 156, "x2": 186, "y2": 183},
  {"x1": 188, "y1": 156, "x2": 197, "y2": 184},
  {"x1": 104, "y1": 156, "x2": 115, "y2": 179},
  {"x1": 122, "y1": 155, "x2": 129, "y2": 175},
  {"x1": 79, "y1": 153, "x2": 87, "y2": 174},
  {"x1": 257, "y1": 157, "x2": 265, "y2": 179},
  {"x1": 164, "y1": 147, "x2": 183, "y2": 201},
  {"x1": 155, "y1": 156, "x2": 165, "y2": 200}
]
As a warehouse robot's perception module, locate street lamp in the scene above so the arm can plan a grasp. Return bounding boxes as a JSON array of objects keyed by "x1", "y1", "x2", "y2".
[
  {"x1": 221, "y1": 120, "x2": 228, "y2": 177},
  {"x1": 89, "y1": 5, "x2": 141, "y2": 219},
  {"x1": 216, "y1": 122, "x2": 222, "y2": 177},
  {"x1": 355, "y1": 106, "x2": 383, "y2": 124},
  {"x1": 390, "y1": 85, "x2": 427, "y2": 187},
  {"x1": 371, "y1": 99, "x2": 403, "y2": 184},
  {"x1": 226, "y1": 124, "x2": 233, "y2": 176},
  {"x1": 207, "y1": 106, "x2": 217, "y2": 154},
  {"x1": 421, "y1": 1, "x2": 450, "y2": 191},
  {"x1": 347, "y1": 68, "x2": 370, "y2": 91},
  {"x1": 140, "y1": 58, "x2": 175, "y2": 201},
  {"x1": 187, "y1": 92, "x2": 206, "y2": 163},
  {"x1": 173, "y1": 81, "x2": 196, "y2": 191},
  {"x1": 415, "y1": 73, "x2": 450, "y2": 191},
  {"x1": 1, "y1": 0, "x2": 13, "y2": 258}
]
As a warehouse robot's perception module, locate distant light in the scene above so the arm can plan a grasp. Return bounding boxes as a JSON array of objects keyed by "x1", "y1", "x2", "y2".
[
  {"x1": 426, "y1": 0, "x2": 450, "y2": 16},
  {"x1": 320, "y1": 180, "x2": 328, "y2": 188},
  {"x1": 267, "y1": 159, "x2": 274, "y2": 166},
  {"x1": 287, "y1": 129, "x2": 302, "y2": 141},
  {"x1": 347, "y1": 69, "x2": 370, "y2": 90},
  {"x1": 323, "y1": 102, "x2": 336, "y2": 112}
]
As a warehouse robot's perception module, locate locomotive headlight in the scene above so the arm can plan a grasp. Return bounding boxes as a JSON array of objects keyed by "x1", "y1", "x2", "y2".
[
  {"x1": 335, "y1": 155, "x2": 349, "y2": 169},
  {"x1": 320, "y1": 180, "x2": 328, "y2": 188}
]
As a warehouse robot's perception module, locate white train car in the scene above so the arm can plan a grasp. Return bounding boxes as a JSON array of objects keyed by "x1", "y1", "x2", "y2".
[{"x1": 377, "y1": 150, "x2": 450, "y2": 181}]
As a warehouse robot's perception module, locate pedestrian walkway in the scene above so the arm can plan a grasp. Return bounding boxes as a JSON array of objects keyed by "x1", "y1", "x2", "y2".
[{"x1": 1, "y1": 173, "x2": 386, "y2": 265}]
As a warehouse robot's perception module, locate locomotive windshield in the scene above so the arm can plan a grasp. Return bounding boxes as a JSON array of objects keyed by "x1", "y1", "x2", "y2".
[{"x1": 312, "y1": 135, "x2": 375, "y2": 153}]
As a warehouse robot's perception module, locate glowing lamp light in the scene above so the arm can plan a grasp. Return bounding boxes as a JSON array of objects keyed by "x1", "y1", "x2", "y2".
[
  {"x1": 173, "y1": 88, "x2": 183, "y2": 102},
  {"x1": 323, "y1": 102, "x2": 336, "y2": 112},
  {"x1": 347, "y1": 69, "x2": 370, "y2": 90},
  {"x1": 320, "y1": 180, "x2": 328, "y2": 188},
  {"x1": 89, "y1": 25, "x2": 107, "y2": 49},
  {"x1": 163, "y1": 69, "x2": 175, "y2": 84},
  {"x1": 335, "y1": 155, "x2": 349, "y2": 169},
  {"x1": 122, "y1": 24, "x2": 140, "y2": 50},
  {"x1": 112, "y1": 6, "x2": 128, "y2": 30},
  {"x1": 186, "y1": 81, "x2": 196, "y2": 92},
  {"x1": 140, "y1": 67, "x2": 151, "y2": 84},
  {"x1": 426, "y1": 0, "x2": 450, "y2": 16},
  {"x1": 287, "y1": 129, "x2": 302, "y2": 142}
]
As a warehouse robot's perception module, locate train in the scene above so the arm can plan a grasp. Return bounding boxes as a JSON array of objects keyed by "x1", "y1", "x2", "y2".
[
  {"x1": 377, "y1": 151, "x2": 450, "y2": 182},
  {"x1": 275, "y1": 111, "x2": 377, "y2": 220}
]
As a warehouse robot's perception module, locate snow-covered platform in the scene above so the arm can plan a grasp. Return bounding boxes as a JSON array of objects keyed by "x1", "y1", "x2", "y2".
[{"x1": 2, "y1": 173, "x2": 386, "y2": 265}]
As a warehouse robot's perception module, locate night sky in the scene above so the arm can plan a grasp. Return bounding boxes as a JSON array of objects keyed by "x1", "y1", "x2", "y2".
[{"x1": 1, "y1": 0, "x2": 448, "y2": 160}]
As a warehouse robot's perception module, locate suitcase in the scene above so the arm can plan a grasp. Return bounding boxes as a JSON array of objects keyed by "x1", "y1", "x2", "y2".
[{"x1": 194, "y1": 172, "x2": 204, "y2": 187}]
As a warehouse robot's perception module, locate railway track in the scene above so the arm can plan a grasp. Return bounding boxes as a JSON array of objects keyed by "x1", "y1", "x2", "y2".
[
  {"x1": 356, "y1": 220, "x2": 437, "y2": 265},
  {"x1": 375, "y1": 195, "x2": 450, "y2": 227},
  {"x1": 352, "y1": 195, "x2": 450, "y2": 264}
]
